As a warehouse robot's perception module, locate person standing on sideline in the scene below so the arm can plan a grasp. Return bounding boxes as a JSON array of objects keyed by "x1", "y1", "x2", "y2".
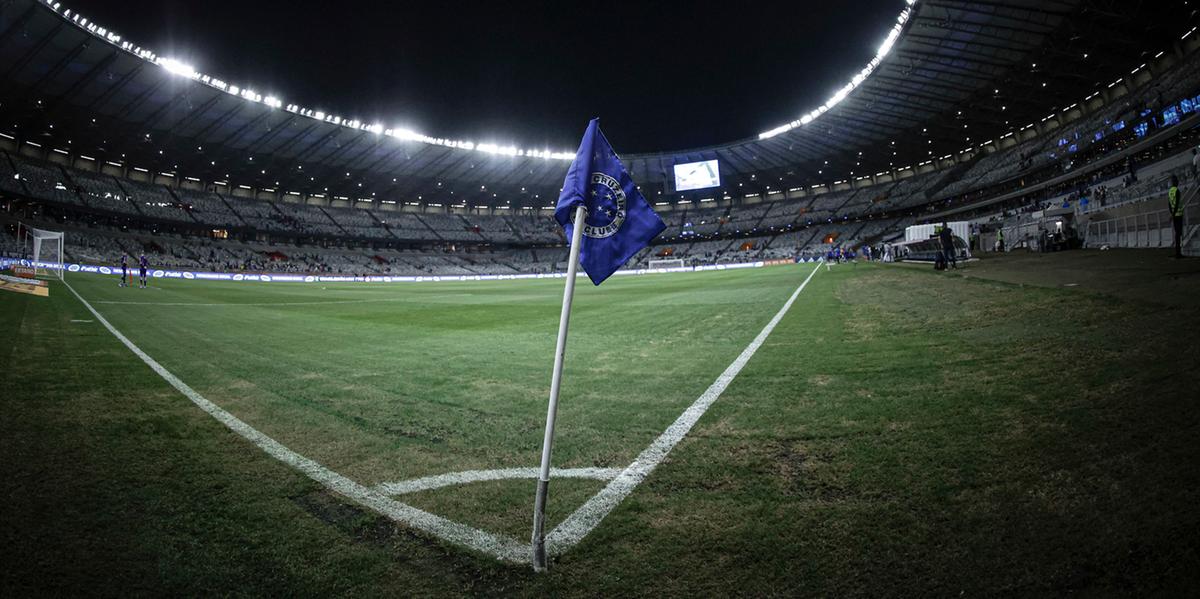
[
  {"x1": 1168, "y1": 175, "x2": 1184, "y2": 258},
  {"x1": 138, "y1": 253, "x2": 149, "y2": 288},
  {"x1": 119, "y1": 254, "x2": 128, "y2": 287},
  {"x1": 938, "y1": 222, "x2": 957, "y2": 269}
]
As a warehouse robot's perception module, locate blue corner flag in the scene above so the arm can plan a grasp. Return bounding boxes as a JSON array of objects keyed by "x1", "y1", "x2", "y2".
[{"x1": 556, "y1": 119, "x2": 666, "y2": 285}]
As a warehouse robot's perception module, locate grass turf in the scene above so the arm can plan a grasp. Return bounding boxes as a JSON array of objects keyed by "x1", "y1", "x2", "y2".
[{"x1": 2, "y1": 253, "x2": 1198, "y2": 595}]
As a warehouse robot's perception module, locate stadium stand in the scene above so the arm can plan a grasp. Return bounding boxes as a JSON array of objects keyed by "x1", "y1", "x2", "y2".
[{"x1": 1, "y1": 0, "x2": 1198, "y2": 276}]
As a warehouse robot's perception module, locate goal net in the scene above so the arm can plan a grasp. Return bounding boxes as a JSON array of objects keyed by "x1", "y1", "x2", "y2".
[
  {"x1": 19, "y1": 224, "x2": 65, "y2": 280},
  {"x1": 648, "y1": 258, "x2": 685, "y2": 270}
]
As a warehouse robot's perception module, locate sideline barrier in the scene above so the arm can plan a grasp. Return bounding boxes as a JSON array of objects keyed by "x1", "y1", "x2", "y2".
[{"x1": 1, "y1": 257, "x2": 826, "y2": 285}]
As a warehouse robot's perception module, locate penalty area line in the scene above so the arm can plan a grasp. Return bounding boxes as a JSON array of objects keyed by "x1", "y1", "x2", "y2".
[
  {"x1": 61, "y1": 280, "x2": 532, "y2": 563},
  {"x1": 545, "y1": 261, "x2": 823, "y2": 555}
]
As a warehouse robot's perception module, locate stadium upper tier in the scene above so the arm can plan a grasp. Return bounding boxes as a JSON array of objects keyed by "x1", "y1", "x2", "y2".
[{"x1": 0, "y1": 0, "x2": 1195, "y2": 213}]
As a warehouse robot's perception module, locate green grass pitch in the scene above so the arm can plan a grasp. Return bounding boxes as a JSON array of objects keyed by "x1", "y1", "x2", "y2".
[{"x1": 2, "y1": 256, "x2": 1198, "y2": 596}]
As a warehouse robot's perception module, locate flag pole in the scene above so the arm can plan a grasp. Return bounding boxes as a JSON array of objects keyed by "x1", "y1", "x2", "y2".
[{"x1": 532, "y1": 203, "x2": 587, "y2": 572}]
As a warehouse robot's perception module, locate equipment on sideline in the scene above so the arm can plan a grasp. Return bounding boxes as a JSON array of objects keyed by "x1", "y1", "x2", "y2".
[
  {"x1": 17, "y1": 223, "x2": 65, "y2": 280},
  {"x1": 648, "y1": 258, "x2": 685, "y2": 270},
  {"x1": 532, "y1": 119, "x2": 665, "y2": 572}
]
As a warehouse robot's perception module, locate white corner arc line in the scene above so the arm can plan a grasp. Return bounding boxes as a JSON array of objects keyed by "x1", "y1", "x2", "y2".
[
  {"x1": 62, "y1": 280, "x2": 532, "y2": 564},
  {"x1": 545, "y1": 262, "x2": 822, "y2": 555},
  {"x1": 376, "y1": 467, "x2": 621, "y2": 496},
  {"x1": 60, "y1": 261, "x2": 820, "y2": 565}
]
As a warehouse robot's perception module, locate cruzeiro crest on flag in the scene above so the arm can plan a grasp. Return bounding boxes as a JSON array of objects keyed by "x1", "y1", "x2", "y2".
[{"x1": 583, "y1": 172, "x2": 627, "y2": 239}]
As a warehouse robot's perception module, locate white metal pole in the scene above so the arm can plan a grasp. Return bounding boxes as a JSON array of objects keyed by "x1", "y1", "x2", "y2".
[{"x1": 532, "y1": 204, "x2": 587, "y2": 572}]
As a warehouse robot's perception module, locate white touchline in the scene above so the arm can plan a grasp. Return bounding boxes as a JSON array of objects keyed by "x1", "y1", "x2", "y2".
[
  {"x1": 61, "y1": 260, "x2": 821, "y2": 564},
  {"x1": 545, "y1": 261, "x2": 823, "y2": 554},
  {"x1": 62, "y1": 280, "x2": 532, "y2": 564},
  {"x1": 91, "y1": 298, "x2": 400, "y2": 307}
]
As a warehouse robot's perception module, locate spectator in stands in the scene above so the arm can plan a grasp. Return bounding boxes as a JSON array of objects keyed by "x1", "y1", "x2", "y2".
[{"x1": 1168, "y1": 175, "x2": 1184, "y2": 258}]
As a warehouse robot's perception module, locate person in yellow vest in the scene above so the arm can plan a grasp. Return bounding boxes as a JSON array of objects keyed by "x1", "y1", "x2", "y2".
[{"x1": 1168, "y1": 175, "x2": 1183, "y2": 258}]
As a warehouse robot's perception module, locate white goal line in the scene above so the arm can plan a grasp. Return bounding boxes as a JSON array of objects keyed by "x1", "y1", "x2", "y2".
[{"x1": 61, "y1": 261, "x2": 822, "y2": 563}]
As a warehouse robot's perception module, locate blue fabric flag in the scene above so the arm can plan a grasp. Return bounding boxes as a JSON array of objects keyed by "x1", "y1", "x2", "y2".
[{"x1": 556, "y1": 119, "x2": 666, "y2": 285}]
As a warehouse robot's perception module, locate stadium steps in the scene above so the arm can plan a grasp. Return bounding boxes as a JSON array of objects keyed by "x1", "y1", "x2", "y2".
[
  {"x1": 453, "y1": 255, "x2": 488, "y2": 274},
  {"x1": 858, "y1": 217, "x2": 901, "y2": 249},
  {"x1": 845, "y1": 221, "x2": 870, "y2": 245},
  {"x1": 759, "y1": 229, "x2": 797, "y2": 254},
  {"x1": 109, "y1": 177, "x2": 146, "y2": 215},
  {"x1": 54, "y1": 163, "x2": 92, "y2": 208},
  {"x1": 2, "y1": 151, "x2": 34, "y2": 197},
  {"x1": 264, "y1": 200, "x2": 308, "y2": 234},
  {"x1": 506, "y1": 217, "x2": 528, "y2": 242},
  {"x1": 163, "y1": 185, "x2": 204, "y2": 224},
  {"x1": 365, "y1": 209, "x2": 402, "y2": 240},
  {"x1": 832, "y1": 189, "x2": 862, "y2": 216},
  {"x1": 923, "y1": 153, "x2": 984, "y2": 200},
  {"x1": 748, "y1": 203, "x2": 774, "y2": 233},
  {"x1": 411, "y1": 213, "x2": 446, "y2": 241},
  {"x1": 712, "y1": 206, "x2": 736, "y2": 235},
  {"x1": 499, "y1": 216, "x2": 522, "y2": 241},
  {"x1": 212, "y1": 191, "x2": 252, "y2": 227},
  {"x1": 316, "y1": 206, "x2": 350, "y2": 235},
  {"x1": 788, "y1": 197, "x2": 817, "y2": 227},
  {"x1": 455, "y1": 214, "x2": 490, "y2": 242},
  {"x1": 0, "y1": 150, "x2": 17, "y2": 175},
  {"x1": 776, "y1": 228, "x2": 822, "y2": 253}
]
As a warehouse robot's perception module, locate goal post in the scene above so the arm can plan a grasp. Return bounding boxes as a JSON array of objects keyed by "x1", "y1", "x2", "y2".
[
  {"x1": 18, "y1": 223, "x2": 65, "y2": 280},
  {"x1": 648, "y1": 258, "x2": 685, "y2": 270}
]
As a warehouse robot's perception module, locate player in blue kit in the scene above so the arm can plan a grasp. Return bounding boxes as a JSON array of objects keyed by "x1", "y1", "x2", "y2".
[{"x1": 138, "y1": 254, "x2": 148, "y2": 288}]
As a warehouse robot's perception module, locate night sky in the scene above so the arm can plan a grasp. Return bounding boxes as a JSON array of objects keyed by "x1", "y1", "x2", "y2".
[{"x1": 61, "y1": 0, "x2": 904, "y2": 153}]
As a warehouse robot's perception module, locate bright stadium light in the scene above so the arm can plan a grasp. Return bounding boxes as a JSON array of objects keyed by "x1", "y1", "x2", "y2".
[
  {"x1": 158, "y1": 58, "x2": 198, "y2": 79},
  {"x1": 41, "y1": 0, "x2": 577, "y2": 161},
  {"x1": 759, "y1": 0, "x2": 917, "y2": 139}
]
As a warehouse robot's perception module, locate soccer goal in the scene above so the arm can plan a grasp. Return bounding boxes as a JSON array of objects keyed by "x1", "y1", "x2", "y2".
[
  {"x1": 648, "y1": 258, "x2": 685, "y2": 270},
  {"x1": 18, "y1": 223, "x2": 65, "y2": 280}
]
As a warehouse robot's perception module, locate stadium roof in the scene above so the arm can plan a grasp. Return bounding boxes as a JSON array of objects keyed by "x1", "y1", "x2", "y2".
[{"x1": 0, "y1": 0, "x2": 1194, "y2": 208}]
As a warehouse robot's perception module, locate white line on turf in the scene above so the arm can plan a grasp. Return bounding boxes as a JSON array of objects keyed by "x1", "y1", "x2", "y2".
[
  {"x1": 91, "y1": 298, "x2": 394, "y2": 307},
  {"x1": 61, "y1": 261, "x2": 821, "y2": 564},
  {"x1": 91, "y1": 293, "x2": 481, "y2": 307},
  {"x1": 376, "y1": 467, "x2": 621, "y2": 496},
  {"x1": 545, "y1": 261, "x2": 822, "y2": 555},
  {"x1": 62, "y1": 280, "x2": 532, "y2": 563}
]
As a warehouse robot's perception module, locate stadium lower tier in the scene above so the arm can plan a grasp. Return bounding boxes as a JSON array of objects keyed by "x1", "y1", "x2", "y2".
[{"x1": 0, "y1": 215, "x2": 904, "y2": 277}]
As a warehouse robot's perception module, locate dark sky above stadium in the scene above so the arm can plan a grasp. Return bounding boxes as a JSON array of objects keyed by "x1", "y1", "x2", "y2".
[{"x1": 63, "y1": 0, "x2": 905, "y2": 153}]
